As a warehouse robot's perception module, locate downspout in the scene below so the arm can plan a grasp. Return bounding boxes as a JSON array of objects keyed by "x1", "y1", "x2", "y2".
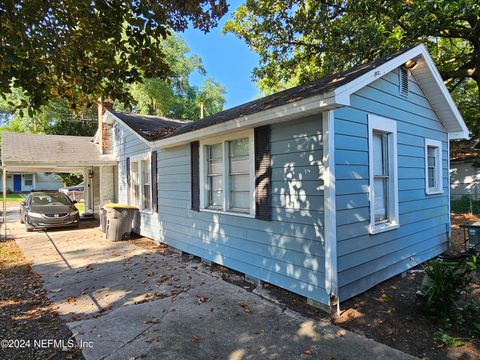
[{"x1": 322, "y1": 111, "x2": 339, "y2": 316}]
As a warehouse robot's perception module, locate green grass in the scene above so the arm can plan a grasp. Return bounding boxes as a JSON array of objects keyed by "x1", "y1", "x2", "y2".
[
  {"x1": 2, "y1": 193, "x2": 26, "y2": 202},
  {"x1": 74, "y1": 202, "x2": 85, "y2": 214}
]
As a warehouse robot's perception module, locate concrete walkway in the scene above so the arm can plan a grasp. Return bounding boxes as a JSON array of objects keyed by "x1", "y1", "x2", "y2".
[{"x1": 9, "y1": 216, "x2": 416, "y2": 360}]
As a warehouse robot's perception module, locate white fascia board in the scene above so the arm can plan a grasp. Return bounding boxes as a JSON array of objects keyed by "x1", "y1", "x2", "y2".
[
  {"x1": 152, "y1": 93, "x2": 338, "y2": 149},
  {"x1": 333, "y1": 44, "x2": 469, "y2": 139},
  {"x1": 106, "y1": 111, "x2": 153, "y2": 147}
]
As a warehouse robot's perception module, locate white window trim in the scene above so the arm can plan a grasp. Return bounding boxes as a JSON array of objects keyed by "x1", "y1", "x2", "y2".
[
  {"x1": 424, "y1": 138, "x2": 443, "y2": 195},
  {"x1": 199, "y1": 129, "x2": 255, "y2": 218},
  {"x1": 129, "y1": 152, "x2": 153, "y2": 214},
  {"x1": 368, "y1": 114, "x2": 399, "y2": 234}
]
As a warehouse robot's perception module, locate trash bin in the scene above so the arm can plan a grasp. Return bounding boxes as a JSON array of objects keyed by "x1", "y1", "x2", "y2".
[
  {"x1": 99, "y1": 207, "x2": 107, "y2": 233},
  {"x1": 104, "y1": 204, "x2": 138, "y2": 241}
]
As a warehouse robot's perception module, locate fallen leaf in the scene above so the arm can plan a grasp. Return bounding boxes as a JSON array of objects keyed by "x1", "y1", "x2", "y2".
[
  {"x1": 145, "y1": 337, "x2": 159, "y2": 343},
  {"x1": 239, "y1": 303, "x2": 252, "y2": 314},
  {"x1": 304, "y1": 348, "x2": 313, "y2": 355},
  {"x1": 144, "y1": 318, "x2": 160, "y2": 324},
  {"x1": 192, "y1": 335, "x2": 200, "y2": 343},
  {"x1": 67, "y1": 296, "x2": 77, "y2": 304}
]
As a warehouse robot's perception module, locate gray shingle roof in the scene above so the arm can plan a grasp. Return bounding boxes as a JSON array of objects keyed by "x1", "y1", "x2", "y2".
[
  {"x1": 1, "y1": 132, "x2": 115, "y2": 167},
  {"x1": 110, "y1": 111, "x2": 188, "y2": 141}
]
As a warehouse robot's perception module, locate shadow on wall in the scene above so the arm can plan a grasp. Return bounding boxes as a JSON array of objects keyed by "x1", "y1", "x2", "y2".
[{"x1": 147, "y1": 122, "x2": 333, "y2": 301}]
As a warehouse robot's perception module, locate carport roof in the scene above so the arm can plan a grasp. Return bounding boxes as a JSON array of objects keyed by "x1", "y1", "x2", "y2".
[{"x1": 1, "y1": 132, "x2": 117, "y2": 171}]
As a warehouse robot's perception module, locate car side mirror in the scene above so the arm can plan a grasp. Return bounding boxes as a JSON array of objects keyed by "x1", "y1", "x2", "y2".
[{"x1": 72, "y1": 200, "x2": 77, "y2": 204}]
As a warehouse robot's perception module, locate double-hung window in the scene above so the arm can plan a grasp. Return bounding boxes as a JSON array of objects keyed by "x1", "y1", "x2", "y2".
[
  {"x1": 23, "y1": 174, "x2": 33, "y2": 186},
  {"x1": 200, "y1": 131, "x2": 255, "y2": 216},
  {"x1": 368, "y1": 115, "x2": 399, "y2": 234},
  {"x1": 129, "y1": 153, "x2": 153, "y2": 212},
  {"x1": 424, "y1": 139, "x2": 443, "y2": 194}
]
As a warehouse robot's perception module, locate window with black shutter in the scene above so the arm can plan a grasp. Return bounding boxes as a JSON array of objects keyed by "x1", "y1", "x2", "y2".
[{"x1": 254, "y1": 125, "x2": 271, "y2": 221}]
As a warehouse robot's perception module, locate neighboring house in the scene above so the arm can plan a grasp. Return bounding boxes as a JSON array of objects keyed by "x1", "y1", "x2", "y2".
[
  {"x1": 450, "y1": 138, "x2": 480, "y2": 201},
  {"x1": 0, "y1": 171, "x2": 64, "y2": 192},
  {"x1": 1, "y1": 44, "x2": 469, "y2": 310}
]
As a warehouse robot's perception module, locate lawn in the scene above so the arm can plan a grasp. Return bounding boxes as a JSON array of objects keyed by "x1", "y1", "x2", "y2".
[
  {"x1": 74, "y1": 202, "x2": 85, "y2": 214},
  {"x1": 2, "y1": 193, "x2": 26, "y2": 202}
]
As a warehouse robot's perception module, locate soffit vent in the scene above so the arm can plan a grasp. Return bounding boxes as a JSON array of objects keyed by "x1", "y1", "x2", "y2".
[{"x1": 399, "y1": 66, "x2": 409, "y2": 97}]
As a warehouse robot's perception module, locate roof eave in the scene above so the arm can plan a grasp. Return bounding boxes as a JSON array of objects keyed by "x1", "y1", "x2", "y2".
[{"x1": 152, "y1": 92, "x2": 340, "y2": 149}]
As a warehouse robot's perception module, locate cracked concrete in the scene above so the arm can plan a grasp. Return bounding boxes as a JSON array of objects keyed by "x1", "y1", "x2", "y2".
[{"x1": 9, "y1": 215, "x2": 417, "y2": 360}]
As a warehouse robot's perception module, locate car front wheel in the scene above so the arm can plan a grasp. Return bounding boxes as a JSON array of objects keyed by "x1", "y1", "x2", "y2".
[{"x1": 24, "y1": 220, "x2": 33, "y2": 232}]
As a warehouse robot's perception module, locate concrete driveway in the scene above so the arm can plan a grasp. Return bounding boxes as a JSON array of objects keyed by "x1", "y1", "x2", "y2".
[{"x1": 8, "y1": 214, "x2": 416, "y2": 360}]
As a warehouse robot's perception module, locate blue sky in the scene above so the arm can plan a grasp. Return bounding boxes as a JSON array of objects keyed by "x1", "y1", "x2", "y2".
[{"x1": 182, "y1": 1, "x2": 260, "y2": 109}]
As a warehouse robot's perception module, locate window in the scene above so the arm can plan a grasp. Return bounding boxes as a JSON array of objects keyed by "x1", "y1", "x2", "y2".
[
  {"x1": 129, "y1": 154, "x2": 152, "y2": 212},
  {"x1": 425, "y1": 139, "x2": 443, "y2": 194},
  {"x1": 200, "y1": 131, "x2": 254, "y2": 216},
  {"x1": 23, "y1": 174, "x2": 33, "y2": 186},
  {"x1": 228, "y1": 138, "x2": 250, "y2": 211},
  {"x1": 368, "y1": 115, "x2": 399, "y2": 234},
  {"x1": 206, "y1": 143, "x2": 223, "y2": 209}
]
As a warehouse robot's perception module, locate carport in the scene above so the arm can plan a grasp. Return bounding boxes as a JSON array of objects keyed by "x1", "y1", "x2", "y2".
[{"x1": 1, "y1": 132, "x2": 118, "y2": 229}]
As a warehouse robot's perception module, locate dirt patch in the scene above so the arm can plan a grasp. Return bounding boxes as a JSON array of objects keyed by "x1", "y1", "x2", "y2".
[
  {"x1": 334, "y1": 271, "x2": 479, "y2": 359},
  {"x1": 0, "y1": 240, "x2": 83, "y2": 360}
]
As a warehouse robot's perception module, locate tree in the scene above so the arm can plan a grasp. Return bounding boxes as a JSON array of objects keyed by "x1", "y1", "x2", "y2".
[
  {"x1": 224, "y1": 0, "x2": 480, "y2": 135},
  {"x1": 123, "y1": 34, "x2": 225, "y2": 119},
  {"x1": 0, "y1": 0, "x2": 228, "y2": 113}
]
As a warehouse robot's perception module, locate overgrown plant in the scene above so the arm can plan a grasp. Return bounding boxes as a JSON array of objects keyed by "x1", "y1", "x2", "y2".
[{"x1": 422, "y1": 256, "x2": 478, "y2": 314}]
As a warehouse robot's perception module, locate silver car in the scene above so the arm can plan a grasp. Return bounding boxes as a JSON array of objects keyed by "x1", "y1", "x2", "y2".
[{"x1": 20, "y1": 192, "x2": 80, "y2": 232}]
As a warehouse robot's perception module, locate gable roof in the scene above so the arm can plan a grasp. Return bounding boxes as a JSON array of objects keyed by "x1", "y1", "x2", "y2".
[
  {"x1": 106, "y1": 44, "x2": 468, "y2": 148},
  {"x1": 109, "y1": 111, "x2": 188, "y2": 141},
  {"x1": 1, "y1": 132, "x2": 117, "y2": 171}
]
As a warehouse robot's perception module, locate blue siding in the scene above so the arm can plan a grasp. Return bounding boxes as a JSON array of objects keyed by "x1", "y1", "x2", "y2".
[
  {"x1": 334, "y1": 68, "x2": 449, "y2": 301},
  {"x1": 112, "y1": 115, "x2": 328, "y2": 304}
]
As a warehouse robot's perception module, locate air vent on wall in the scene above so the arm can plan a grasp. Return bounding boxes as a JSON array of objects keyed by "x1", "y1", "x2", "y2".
[{"x1": 399, "y1": 66, "x2": 409, "y2": 97}]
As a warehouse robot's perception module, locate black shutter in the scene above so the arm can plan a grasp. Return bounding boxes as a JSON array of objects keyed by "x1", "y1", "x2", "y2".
[
  {"x1": 255, "y1": 126, "x2": 271, "y2": 220},
  {"x1": 191, "y1": 141, "x2": 200, "y2": 211},
  {"x1": 126, "y1": 157, "x2": 131, "y2": 204},
  {"x1": 151, "y1": 151, "x2": 158, "y2": 212}
]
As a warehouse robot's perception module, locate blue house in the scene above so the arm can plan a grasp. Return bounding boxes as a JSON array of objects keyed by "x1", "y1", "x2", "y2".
[{"x1": 98, "y1": 44, "x2": 468, "y2": 310}]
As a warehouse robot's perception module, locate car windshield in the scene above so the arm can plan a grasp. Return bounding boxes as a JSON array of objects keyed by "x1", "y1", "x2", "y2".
[{"x1": 31, "y1": 193, "x2": 71, "y2": 206}]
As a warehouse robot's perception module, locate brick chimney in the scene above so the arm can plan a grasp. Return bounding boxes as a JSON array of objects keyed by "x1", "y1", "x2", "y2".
[{"x1": 97, "y1": 97, "x2": 114, "y2": 154}]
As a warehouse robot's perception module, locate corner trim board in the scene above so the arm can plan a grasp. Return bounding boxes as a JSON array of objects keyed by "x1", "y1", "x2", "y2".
[{"x1": 323, "y1": 110, "x2": 338, "y2": 303}]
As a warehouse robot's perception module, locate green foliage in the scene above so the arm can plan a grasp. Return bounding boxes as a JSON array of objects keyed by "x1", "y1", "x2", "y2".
[
  {"x1": 433, "y1": 329, "x2": 465, "y2": 347},
  {"x1": 450, "y1": 196, "x2": 480, "y2": 214},
  {"x1": 121, "y1": 34, "x2": 225, "y2": 120},
  {"x1": 0, "y1": 96, "x2": 97, "y2": 137},
  {"x1": 56, "y1": 173, "x2": 83, "y2": 187},
  {"x1": 0, "y1": 0, "x2": 228, "y2": 113},
  {"x1": 422, "y1": 256, "x2": 478, "y2": 314},
  {"x1": 225, "y1": 0, "x2": 480, "y2": 135}
]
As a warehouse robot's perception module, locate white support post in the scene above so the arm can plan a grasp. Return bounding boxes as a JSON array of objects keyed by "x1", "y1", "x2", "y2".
[{"x1": 3, "y1": 167, "x2": 7, "y2": 240}]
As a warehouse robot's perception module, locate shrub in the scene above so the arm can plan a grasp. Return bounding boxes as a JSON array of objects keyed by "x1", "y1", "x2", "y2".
[
  {"x1": 422, "y1": 256, "x2": 478, "y2": 315},
  {"x1": 450, "y1": 196, "x2": 480, "y2": 214}
]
